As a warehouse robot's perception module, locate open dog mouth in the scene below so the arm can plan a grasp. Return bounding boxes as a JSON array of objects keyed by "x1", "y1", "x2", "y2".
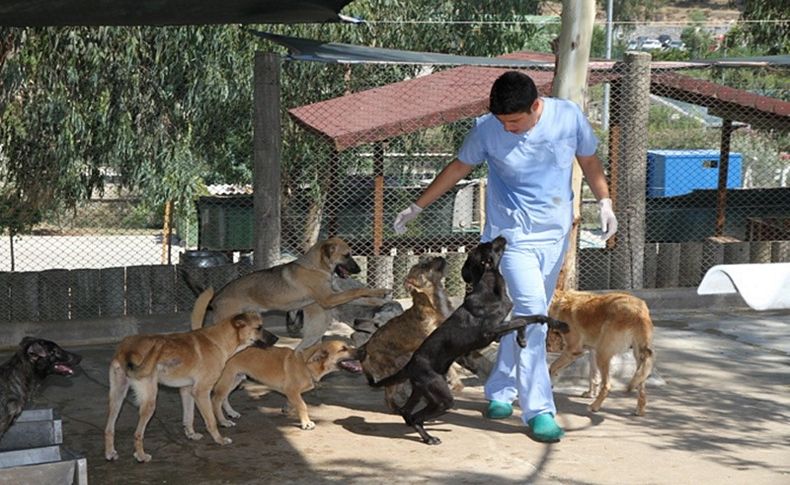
[
  {"x1": 334, "y1": 264, "x2": 351, "y2": 278},
  {"x1": 53, "y1": 362, "x2": 76, "y2": 376},
  {"x1": 337, "y1": 359, "x2": 362, "y2": 374}
]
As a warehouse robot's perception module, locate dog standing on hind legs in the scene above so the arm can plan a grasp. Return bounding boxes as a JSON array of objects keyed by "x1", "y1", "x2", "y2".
[
  {"x1": 547, "y1": 289, "x2": 655, "y2": 416},
  {"x1": 369, "y1": 237, "x2": 569, "y2": 445}
]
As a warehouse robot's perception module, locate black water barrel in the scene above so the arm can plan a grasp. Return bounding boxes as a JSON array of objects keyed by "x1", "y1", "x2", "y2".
[{"x1": 179, "y1": 250, "x2": 229, "y2": 268}]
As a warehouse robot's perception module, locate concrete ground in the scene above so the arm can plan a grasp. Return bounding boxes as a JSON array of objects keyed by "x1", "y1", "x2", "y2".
[{"x1": 6, "y1": 300, "x2": 790, "y2": 484}]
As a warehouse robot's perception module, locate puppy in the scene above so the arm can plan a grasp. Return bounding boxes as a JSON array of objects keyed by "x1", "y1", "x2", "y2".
[
  {"x1": 548, "y1": 289, "x2": 655, "y2": 416},
  {"x1": 0, "y1": 337, "x2": 81, "y2": 440},
  {"x1": 370, "y1": 237, "x2": 568, "y2": 445},
  {"x1": 360, "y1": 256, "x2": 459, "y2": 411},
  {"x1": 188, "y1": 237, "x2": 390, "y2": 334},
  {"x1": 212, "y1": 338, "x2": 361, "y2": 430},
  {"x1": 104, "y1": 307, "x2": 278, "y2": 463}
]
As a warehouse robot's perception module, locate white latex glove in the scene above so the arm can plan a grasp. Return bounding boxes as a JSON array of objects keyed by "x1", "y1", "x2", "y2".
[
  {"x1": 393, "y1": 203, "x2": 423, "y2": 235},
  {"x1": 598, "y1": 198, "x2": 618, "y2": 241}
]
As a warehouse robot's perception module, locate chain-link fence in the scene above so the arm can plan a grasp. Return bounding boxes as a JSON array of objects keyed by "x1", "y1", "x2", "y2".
[{"x1": 0, "y1": 22, "x2": 788, "y2": 324}]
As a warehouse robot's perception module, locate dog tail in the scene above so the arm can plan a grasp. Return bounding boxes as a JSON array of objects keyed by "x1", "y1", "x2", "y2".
[
  {"x1": 510, "y1": 315, "x2": 570, "y2": 333},
  {"x1": 190, "y1": 287, "x2": 214, "y2": 330},
  {"x1": 123, "y1": 341, "x2": 165, "y2": 379},
  {"x1": 627, "y1": 345, "x2": 655, "y2": 392}
]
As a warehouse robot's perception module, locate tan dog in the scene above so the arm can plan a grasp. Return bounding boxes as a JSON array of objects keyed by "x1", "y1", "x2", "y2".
[
  {"x1": 190, "y1": 238, "x2": 390, "y2": 343},
  {"x1": 211, "y1": 339, "x2": 361, "y2": 430},
  {"x1": 547, "y1": 289, "x2": 655, "y2": 416},
  {"x1": 104, "y1": 294, "x2": 279, "y2": 463},
  {"x1": 360, "y1": 256, "x2": 461, "y2": 411}
]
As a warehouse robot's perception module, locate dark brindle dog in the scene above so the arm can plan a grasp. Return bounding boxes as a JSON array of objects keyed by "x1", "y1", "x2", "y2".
[
  {"x1": 370, "y1": 237, "x2": 568, "y2": 445},
  {"x1": 0, "y1": 337, "x2": 81, "y2": 439}
]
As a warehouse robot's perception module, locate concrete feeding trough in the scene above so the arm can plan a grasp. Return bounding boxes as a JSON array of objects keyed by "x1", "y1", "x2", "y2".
[{"x1": 0, "y1": 408, "x2": 87, "y2": 485}]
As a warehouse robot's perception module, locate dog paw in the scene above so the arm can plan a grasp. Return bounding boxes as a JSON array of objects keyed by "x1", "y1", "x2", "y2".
[
  {"x1": 219, "y1": 419, "x2": 236, "y2": 428},
  {"x1": 425, "y1": 436, "x2": 442, "y2": 445},
  {"x1": 134, "y1": 451, "x2": 152, "y2": 463},
  {"x1": 588, "y1": 403, "x2": 601, "y2": 413},
  {"x1": 105, "y1": 450, "x2": 119, "y2": 461},
  {"x1": 218, "y1": 437, "x2": 233, "y2": 446},
  {"x1": 301, "y1": 421, "x2": 316, "y2": 430},
  {"x1": 226, "y1": 409, "x2": 241, "y2": 419},
  {"x1": 185, "y1": 430, "x2": 204, "y2": 440}
]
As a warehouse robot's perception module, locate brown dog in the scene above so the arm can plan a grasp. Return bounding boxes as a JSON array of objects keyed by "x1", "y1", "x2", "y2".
[
  {"x1": 104, "y1": 298, "x2": 278, "y2": 463},
  {"x1": 211, "y1": 339, "x2": 361, "y2": 430},
  {"x1": 547, "y1": 289, "x2": 655, "y2": 416},
  {"x1": 360, "y1": 256, "x2": 459, "y2": 411},
  {"x1": 190, "y1": 238, "x2": 390, "y2": 341}
]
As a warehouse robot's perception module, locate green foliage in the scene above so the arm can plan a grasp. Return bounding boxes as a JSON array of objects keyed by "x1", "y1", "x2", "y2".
[{"x1": 724, "y1": 0, "x2": 789, "y2": 55}]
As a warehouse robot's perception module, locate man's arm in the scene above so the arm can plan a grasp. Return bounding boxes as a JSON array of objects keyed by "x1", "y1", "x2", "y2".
[
  {"x1": 576, "y1": 154, "x2": 611, "y2": 201},
  {"x1": 414, "y1": 159, "x2": 475, "y2": 209}
]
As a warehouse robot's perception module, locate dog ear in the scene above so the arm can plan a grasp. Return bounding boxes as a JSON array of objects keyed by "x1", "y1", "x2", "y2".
[
  {"x1": 24, "y1": 339, "x2": 49, "y2": 359},
  {"x1": 461, "y1": 251, "x2": 482, "y2": 284},
  {"x1": 321, "y1": 239, "x2": 337, "y2": 262},
  {"x1": 230, "y1": 313, "x2": 252, "y2": 328},
  {"x1": 431, "y1": 256, "x2": 447, "y2": 275},
  {"x1": 492, "y1": 236, "x2": 507, "y2": 253},
  {"x1": 308, "y1": 349, "x2": 329, "y2": 364}
]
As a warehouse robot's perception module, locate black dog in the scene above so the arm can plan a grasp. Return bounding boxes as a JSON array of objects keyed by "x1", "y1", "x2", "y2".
[
  {"x1": 0, "y1": 337, "x2": 82, "y2": 439},
  {"x1": 370, "y1": 237, "x2": 568, "y2": 445}
]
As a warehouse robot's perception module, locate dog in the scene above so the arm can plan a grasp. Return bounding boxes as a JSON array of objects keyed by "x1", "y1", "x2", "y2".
[
  {"x1": 547, "y1": 289, "x2": 655, "y2": 416},
  {"x1": 211, "y1": 338, "x2": 361, "y2": 430},
  {"x1": 104, "y1": 302, "x2": 279, "y2": 463},
  {"x1": 0, "y1": 337, "x2": 81, "y2": 440},
  {"x1": 360, "y1": 256, "x2": 461, "y2": 411},
  {"x1": 370, "y1": 237, "x2": 569, "y2": 445},
  {"x1": 188, "y1": 238, "x2": 390, "y2": 343}
]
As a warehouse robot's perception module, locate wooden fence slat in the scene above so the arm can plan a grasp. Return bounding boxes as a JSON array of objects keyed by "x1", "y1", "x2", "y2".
[
  {"x1": 679, "y1": 241, "x2": 703, "y2": 287},
  {"x1": 724, "y1": 241, "x2": 750, "y2": 264},
  {"x1": 70, "y1": 269, "x2": 101, "y2": 320},
  {"x1": 100, "y1": 267, "x2": 125, "y2": 317},
  {"x1": 772, "y1": 241, "x2": 790, "y2": 262},
  {"x1": 126, "y1": 266, "x2": 151, "y2": 316},
  {"x1": 175, "y1": 265, "x2": 200, "y2": 313},
  {"x1": 0, "y1": 272, "x2": 10, "y2": 322},
  {"x1": 10, "y1": 272, "x2": 39, "y2": 322},
  {"x1": 38, "y1": 269, "x2": 70, "y2": 321},
  {"x1": 656, "y1": 243, "x2": 681, "y2": 288},
  {"x1": 151, "y1": 265, "x2": 176, "y2": 314},
  {"x1": 642, "y1": 243, "x2": 658, "y2": 289},
  {"x1": 749, "y1": 241, "x2": 773, "y2": 264}
]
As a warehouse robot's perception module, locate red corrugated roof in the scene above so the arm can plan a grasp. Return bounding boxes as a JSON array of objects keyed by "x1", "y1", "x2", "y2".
[{"x1": 288, "y1": 51, "x2": 789, "y2": 151}]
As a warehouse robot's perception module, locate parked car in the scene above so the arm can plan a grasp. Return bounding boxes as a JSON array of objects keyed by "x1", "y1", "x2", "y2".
[
  {"x1": 666, "y1": 40, "x2": 687, "y2": 51},
  {"x1": 639, "y1": 39, "x2": 664, "y2": 51}
]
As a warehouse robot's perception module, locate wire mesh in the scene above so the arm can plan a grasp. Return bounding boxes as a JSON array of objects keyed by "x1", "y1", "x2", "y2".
[{"x1": 0, "y1": 23, "x2": 787, "y2": 323}]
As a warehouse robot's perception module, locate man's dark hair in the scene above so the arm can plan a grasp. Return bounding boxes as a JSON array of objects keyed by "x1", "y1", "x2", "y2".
[{"x1": 488, "y1": 71, "x2": 539, "y2": 115}]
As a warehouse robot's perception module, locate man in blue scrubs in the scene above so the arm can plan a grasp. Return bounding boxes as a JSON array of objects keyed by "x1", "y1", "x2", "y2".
[{"x1": 393, "y1": 71, "x2": 617, "y2": 442}]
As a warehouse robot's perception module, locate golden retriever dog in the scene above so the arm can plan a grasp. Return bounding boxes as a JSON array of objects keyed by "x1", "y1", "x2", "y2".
[
  {"x1": 547, "y1": 289, "x2": 655, "y2": 416},
  {"x1": 211, "y1": 338, "x2": 361, "y2": 430},
  {"x1": 189, "y1": 237, "x2": 390, "y2": 339},
  {"x1": 104, "y1": 293, "x2": 278, "y2": 463}
]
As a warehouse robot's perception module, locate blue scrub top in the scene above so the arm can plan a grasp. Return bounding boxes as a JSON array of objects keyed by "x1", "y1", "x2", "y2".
[{"x1": 457, "y1": 97, "x2": 598, "y2": 246}]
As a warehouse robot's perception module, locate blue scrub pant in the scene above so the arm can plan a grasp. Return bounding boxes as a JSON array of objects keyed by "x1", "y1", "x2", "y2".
[{"x1": 483, "y1": 236, "x2": 569, "y2": 424}]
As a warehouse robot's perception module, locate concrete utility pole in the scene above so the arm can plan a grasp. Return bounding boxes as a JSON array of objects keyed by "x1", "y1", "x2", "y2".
[{"x1": 553, "y1": 0, "x2": 596, "y2": 290}]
